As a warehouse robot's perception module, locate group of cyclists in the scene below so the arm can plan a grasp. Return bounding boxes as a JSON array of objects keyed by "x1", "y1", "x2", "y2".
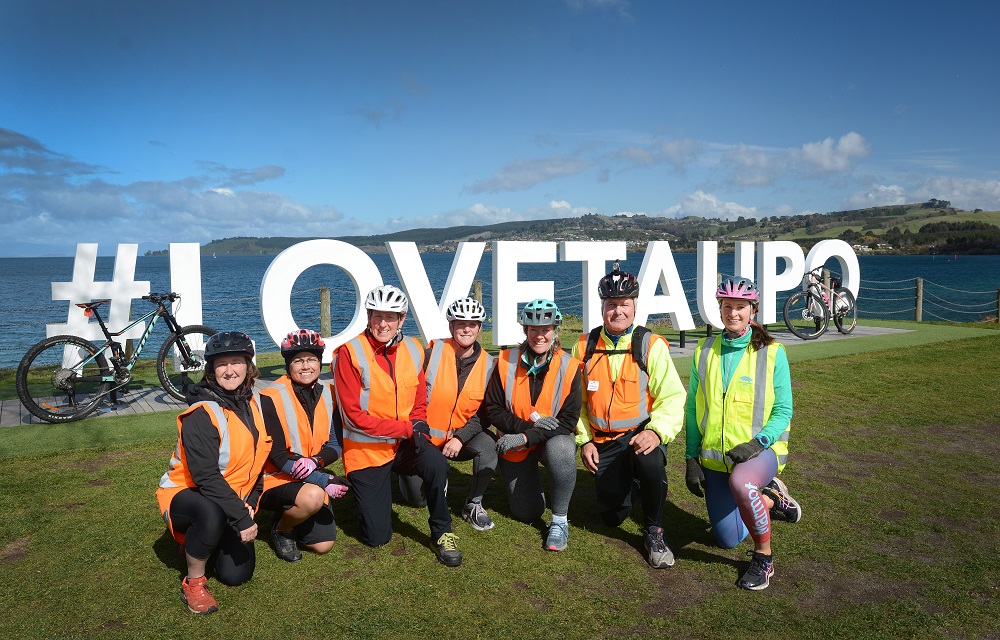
[{"x1": 155, "y1": 261, "x2": 802, "y2": 614}]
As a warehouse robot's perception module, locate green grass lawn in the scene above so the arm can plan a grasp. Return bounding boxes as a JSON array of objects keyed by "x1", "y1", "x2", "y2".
[{"x1": 1, "y1": 326, "x2": 998, "y2": 639}]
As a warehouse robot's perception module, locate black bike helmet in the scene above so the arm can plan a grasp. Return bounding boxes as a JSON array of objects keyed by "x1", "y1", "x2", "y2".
[
  {"x1": 597, "y1": 260, "x2": 640, "y2": 299},
  {"x1": 205, "y1": 331, "x2": 255, "y2": 361},
  {"x1": 281, "y1": 328, "x2": 325, "y2": 362}
]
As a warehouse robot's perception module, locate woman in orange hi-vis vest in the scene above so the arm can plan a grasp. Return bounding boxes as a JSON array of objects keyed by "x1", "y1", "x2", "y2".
[
  {"x1": 259, "y1": 329, "x2": 349, "y2": 564},
  {"x1": 334, "y1": 285, "x2": 461, "y2": 567},
  {"x1": 156, "y1": 332, "x2": 272, "y2": 615},
  {"x1": 397, "y1": 297, "x2": 499, "y2": 531},
  {"x1": 484, "y1": 298, "x2": 582, "y2": 552}
]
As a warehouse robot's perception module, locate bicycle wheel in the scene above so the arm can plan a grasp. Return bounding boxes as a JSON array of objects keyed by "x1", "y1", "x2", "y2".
[
  {"x1": 157, "y1": 324, "x2": 217, "y2": 401},
  {"x1": 833, "y1": 287, "x2": 857, "y2": 334},
  {"x1": 15, "y1": 335, "x2": 111, "y2": 423},
  {"x1": 783, "y1": 291, "x2": 830, "y2": 340}
]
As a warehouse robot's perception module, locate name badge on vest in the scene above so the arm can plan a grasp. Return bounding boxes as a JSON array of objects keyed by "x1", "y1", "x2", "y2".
[{"x1": 587, "y1": 380, "x2": 599, "y2": 392}]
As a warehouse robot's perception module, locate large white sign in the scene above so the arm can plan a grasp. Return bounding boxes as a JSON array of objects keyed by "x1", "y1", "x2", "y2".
[{"x1": 50, "y1": 240, "x2": 859, "y2": 362}]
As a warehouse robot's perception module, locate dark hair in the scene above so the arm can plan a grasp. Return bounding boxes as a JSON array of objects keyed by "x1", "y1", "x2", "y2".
[
  {"x1": 748, "y1": 321, "x2": 775, "y2": 352},
  {"x1": 205, "y1": 355, "x2": 259, "y2": 396}
]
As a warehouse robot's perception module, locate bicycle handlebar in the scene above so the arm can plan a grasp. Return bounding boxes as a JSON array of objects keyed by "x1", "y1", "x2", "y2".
[{"x1": 142, "y1": 292, "x2": 181, "y2": 304}]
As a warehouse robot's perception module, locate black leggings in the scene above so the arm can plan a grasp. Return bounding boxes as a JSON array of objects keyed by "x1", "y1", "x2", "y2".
[{"x1": 168, "y1": 489, "x2": 256, "y2": 586}]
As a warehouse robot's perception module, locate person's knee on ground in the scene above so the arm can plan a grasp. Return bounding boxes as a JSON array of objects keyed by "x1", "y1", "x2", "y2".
[{"x1": 397, "y1": 473, "x2": 428, "y2": 507}]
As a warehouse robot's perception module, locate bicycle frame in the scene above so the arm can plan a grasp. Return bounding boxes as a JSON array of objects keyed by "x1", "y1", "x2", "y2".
[{"x1": 76, "y1": 299, "x2": 184, "y2": 384}]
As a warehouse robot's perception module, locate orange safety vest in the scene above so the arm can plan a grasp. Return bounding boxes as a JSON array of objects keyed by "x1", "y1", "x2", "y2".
[
  {"x1": 577, "y1": 330, "x2": 666, "y2": 443},
  {"x1": 337, "y1": 334, "x2": 424, "y2": 473},
  {"x1": 156, "y1": 393, "x2": 272, "y2": 543},
  {"x1": 496, "y1": 347, "x2": 580, "y2": 462},
  {"x1": 424, "y1": 339, "x2": 495, "y2": 447},
  {"x1": 260, "y1": 375, "x2": 336, "y2": 493}
]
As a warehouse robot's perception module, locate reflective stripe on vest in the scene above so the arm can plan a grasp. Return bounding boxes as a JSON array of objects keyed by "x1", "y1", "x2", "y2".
[
  {"x1": 339, "y1": 334, "x2": 424, "y2": 472},
  {"x1": 261, "y1": 377, "x2": 336, "y2": 491},
  {"x1": 577, "y1": 330, "x2": 659, "y2": 437},
  {"x1": 268, "y1": 378, "x2": 334, "y2": 456},
  {"x1": 156, "y1": 393, "x2": 272, "y2": 535},
  {"x1": 497, "y1": 347, "x2": 579, "y2": 462},
  {"x1": 424, "y1": 339, "x2": 494, "y2": 445},
  {"x1": 695, "y1": 337, "x2": 788, "y2": 472}
]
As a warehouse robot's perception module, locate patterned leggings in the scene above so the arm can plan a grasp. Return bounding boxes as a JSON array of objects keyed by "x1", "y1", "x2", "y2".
[{"x1": 702, "y1": 448, "x2": 778, "y2": 548}]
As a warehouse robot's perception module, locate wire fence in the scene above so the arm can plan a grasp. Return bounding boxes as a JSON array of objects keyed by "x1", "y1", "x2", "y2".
[{"x1": 3, "y1": 274, "x2": 997, "y2": 369}]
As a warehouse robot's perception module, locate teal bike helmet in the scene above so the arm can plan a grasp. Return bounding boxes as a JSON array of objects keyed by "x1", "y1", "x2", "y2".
[{"x1": 519, "y1": 298, "x2": 563, "y2": 326}]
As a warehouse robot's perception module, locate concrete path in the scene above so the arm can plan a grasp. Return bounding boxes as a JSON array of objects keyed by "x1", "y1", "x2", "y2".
[{"x1": 0, "y1": 324, "x2": 911, "y2": 428}]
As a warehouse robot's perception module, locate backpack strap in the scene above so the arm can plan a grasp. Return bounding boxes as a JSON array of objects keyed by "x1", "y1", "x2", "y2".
[{"x1": 584, "y1": 325, "x2": 653, "y2": 375}]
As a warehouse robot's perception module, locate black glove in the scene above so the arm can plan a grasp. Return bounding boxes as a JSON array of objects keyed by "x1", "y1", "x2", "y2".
[
  {"x1": 685, "y1": 457, "x2": 706, "y2": 497},
  {"x1": 727, "y1": 438, "x2": 765, "y2": 463},
  {"x1": 411, "y1": 420, "x2": 431, "y2": 440},
  {"x1": 496, "y1": 433, "x2": 528, "y2": 455},
  {"x1": 534, "y1": 416, "x2": 560, "y2": 431}
]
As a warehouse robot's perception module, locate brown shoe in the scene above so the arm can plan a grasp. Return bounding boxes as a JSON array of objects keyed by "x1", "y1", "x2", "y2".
[{"x1": 181, "y1": 575, "x2": 218, "y2": 614}]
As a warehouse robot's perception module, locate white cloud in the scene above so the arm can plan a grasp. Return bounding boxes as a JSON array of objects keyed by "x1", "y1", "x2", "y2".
[
  {"x1": 722, "y1": 144, "x2": 779, "y2": 186},
  {"x1": 913, "y1": 177, "x2": 1000, "y2": 210},
  {"x1": 662, "y1": 190, "x2": 757, "y2": 220},
  {"x1": 465, "y1": 155, "x2": 593, "y2": 193},
  {"x1": 845, "y1": 184, "x2": 908, "y2": 208},
  {"x1": 796, "y1": 131, "x2": 870, "y2": 174}
]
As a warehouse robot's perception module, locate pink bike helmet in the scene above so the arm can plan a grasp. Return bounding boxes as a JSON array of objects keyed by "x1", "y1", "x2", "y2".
[{"x1": 716, "y1": 277, "x2": 760, "y2": 303}]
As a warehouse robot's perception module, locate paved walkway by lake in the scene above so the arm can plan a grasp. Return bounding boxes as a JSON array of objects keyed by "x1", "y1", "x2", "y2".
[{"x1": 0, "y1": 324, "x2": 911, "y2": 428}]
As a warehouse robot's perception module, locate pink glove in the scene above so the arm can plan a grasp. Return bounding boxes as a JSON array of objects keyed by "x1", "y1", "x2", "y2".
[
  {"x1": 325, "y1": 482, "x2": 349, "y2": 499},
  {"x1": 290, "y1": 457, "x2": 318, "y2": 479}
]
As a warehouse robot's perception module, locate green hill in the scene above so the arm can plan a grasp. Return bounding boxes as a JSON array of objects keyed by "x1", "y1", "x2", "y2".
[{"x1": 147, "y1": 201, "x2": 1000, "y2": 256}]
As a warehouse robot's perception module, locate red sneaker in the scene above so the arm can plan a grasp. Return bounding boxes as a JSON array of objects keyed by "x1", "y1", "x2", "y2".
[{"x1": 181, "y1": 575, "x2": 218, "y2": 614}]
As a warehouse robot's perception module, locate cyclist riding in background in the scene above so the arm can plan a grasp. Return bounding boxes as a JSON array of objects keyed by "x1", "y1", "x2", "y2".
[
  {"x1": 259, "y1": 329, "x2": 349, "y2": 564},
  {"x1": 684, "y1": 277, "x2": 802, "y2": 590},
  {"x1": 573, "y1": 261, "x2": 687, "y2": 569},
  {"x1": 156, "y1": 331, "x2": 273, "y2": 614},
  {"x1": 397, "y1": 297, "x2": 499, "y2": 531},
  {"x1": 484, "y1": 298, "x2": 582, "y2": 552},
  {"x1": 334, "y1": 285, "x2": 462, "y2": 566}
]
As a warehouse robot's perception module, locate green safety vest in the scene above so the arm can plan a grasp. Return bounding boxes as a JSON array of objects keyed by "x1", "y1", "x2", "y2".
[{"x1": 693, "y1": 337, "x2": 789, "y2": 473}]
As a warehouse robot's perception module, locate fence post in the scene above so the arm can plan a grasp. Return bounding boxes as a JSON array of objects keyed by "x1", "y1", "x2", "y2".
[
  {"x1": 473, "y1": 280, "x2": 483, "y2": 304},
  {"x1": 320, "y1": 288, "x2": 331, "y2": 336},
  {"x1": 914, "y1": 278, "x2": 923, "y2": 322}
]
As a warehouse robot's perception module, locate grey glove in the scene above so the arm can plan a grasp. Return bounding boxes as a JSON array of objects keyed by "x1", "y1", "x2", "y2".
[
  {"x1": 727, "y1": 438, "x2": 765, "y2": 463},
  {"x1": 411, "y1": 420, "x2": 431, "y2": 440},
  {"x1": 685, "y1": 457, "x2": 706, "y2": 497},
  {"x1": 534, "y1": 416, "x2": 560, "y2": 431},
  {"x1": 496, "y1": 433, "x2": 528, "y2": 455}
]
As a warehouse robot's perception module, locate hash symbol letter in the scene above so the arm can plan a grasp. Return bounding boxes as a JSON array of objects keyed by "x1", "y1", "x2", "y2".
[{"x1": 49, "y1": 243, "x2": 151, "y2": 345}]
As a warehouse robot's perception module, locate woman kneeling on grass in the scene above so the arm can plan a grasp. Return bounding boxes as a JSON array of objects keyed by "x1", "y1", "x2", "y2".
[
  {"x1": 684, "y1": 278, "x2": 802, "y2": 590},
  {"x1": 155, "y1": 331, "x2": 272, "y2": 614},
  {"x1": 484, "y1": 298, "x2": 582, "y2": 552}
]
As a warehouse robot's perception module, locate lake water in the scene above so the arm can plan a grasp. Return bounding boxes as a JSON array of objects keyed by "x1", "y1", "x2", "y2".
[{"x1": 2, "y1": 250, "x2": 997, "y2": 369}]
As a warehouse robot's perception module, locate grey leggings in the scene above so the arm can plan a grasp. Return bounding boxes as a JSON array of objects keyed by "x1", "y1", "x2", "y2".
[
  {"x1": 498, "y1": 434, "x2": 577, "y2": 522},
  {"x1": 398, "y1": 431, "x2": 498, "y2": 506}
]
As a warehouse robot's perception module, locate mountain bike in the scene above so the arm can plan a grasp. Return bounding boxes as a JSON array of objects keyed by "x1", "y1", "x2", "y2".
[
  {"x1": 15, "y1": 292, "x2": 216, "y2": 423},
  {"x1": 782, "y1": 267, "x2": 857, "y2": 340}
]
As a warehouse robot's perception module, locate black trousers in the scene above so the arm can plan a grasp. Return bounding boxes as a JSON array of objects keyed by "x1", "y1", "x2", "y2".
[
  {"x1": 347, "y1": 438, "x2": 452, "y2": 547},
  {"x1": 168, "y1": 489, "x2": 256, "y2": 586},
  {"x1": 593, "y1": 435, "x2": 668, "y2": 530}
]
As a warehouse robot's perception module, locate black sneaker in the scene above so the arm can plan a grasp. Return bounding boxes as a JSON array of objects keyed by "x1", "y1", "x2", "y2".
[
  {"x1": 644, "y1": 526, "x2": 675, "y2": 568},
  {"x1": 738, "y1": 551, "x2": 774, "y2": 590},
  {"x1": 462, "y1": 501, "x2": 495, "y2": 531},
  {"x1": 271, "y1": 521, "x2": 302, "y2": 563},
  {"x1": 762, "y1": 477, "x2": 802, "y2": 523},
  {"x1": 434, "y1": 532, "x2": 462, "y2": 567}
]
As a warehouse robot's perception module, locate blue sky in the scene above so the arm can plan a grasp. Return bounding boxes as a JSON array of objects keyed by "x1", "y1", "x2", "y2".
[{"x1": 2, "y1": 0, "x2": 999, "y2": 257}]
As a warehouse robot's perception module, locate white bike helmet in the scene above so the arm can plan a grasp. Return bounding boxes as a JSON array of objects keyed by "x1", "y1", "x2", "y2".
[
  {"x1": 365, "y1": 285, "x2": 408, "y2": 314},
  {"x1": 446, "y1": 297, "x2": 486, "y2": 322}
]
